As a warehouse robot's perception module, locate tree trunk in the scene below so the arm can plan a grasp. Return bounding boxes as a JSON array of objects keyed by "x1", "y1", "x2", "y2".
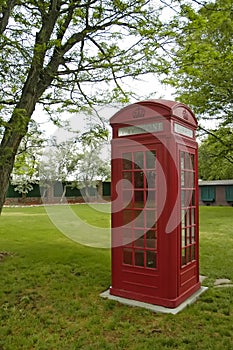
[
  {"x1": 0, "y1": 156, "x2": 21, "y2": 214},
  {"x1": 0, "y1": 165, "x2": 12, "y2": 214},
  {"x1": 60, "y1": 184, "x2": 67, "y2": 203},
  {"x1": 0, "y1": 95, "x2": 37, "y2": 214},
  {"x1": 0, "y1": 126, "x2": 28, "y2": 214}
]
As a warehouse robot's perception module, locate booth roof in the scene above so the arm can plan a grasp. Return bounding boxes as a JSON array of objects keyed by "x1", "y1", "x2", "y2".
[{"x1": 110, "y1": 99, "x2": 197, "y2": 127}]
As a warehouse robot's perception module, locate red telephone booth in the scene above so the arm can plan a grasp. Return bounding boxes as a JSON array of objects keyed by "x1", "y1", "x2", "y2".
[{"x1": 110, "y1": 99, "x2": 201, "y2": 308}]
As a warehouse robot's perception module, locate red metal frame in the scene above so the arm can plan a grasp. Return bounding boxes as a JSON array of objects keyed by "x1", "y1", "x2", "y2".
[{"x1": 110, "y1": 100, "x2": 200, "y2": 308}]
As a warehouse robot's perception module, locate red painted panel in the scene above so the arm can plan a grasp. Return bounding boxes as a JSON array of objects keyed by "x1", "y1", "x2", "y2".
[{"x1": 180, "y1": 264, "x2": 197, "y2": 286}]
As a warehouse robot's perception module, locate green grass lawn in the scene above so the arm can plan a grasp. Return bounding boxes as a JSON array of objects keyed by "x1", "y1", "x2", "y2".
[{"x1": 0, "y1": 205, "x2": 232, "y2": 350}]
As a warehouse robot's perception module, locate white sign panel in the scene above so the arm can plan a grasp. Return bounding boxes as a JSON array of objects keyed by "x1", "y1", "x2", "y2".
[
  {"x1": 174, "y1": 123, "x2": 193, "y2": 138},
  {"x1": 119, "y1": 122, "x2": 163, "y2": 137}
]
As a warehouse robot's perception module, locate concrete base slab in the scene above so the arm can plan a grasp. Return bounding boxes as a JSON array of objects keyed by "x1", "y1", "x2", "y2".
[
  {"x1": 200, "y1": 275, "x2": 207, "y2": 283},
  {"x1": 100, "y1": 286, "x2": 208, "y2": 315}
]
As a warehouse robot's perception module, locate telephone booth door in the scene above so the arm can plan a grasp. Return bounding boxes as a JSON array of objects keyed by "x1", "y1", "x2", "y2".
[
  {"x1": 111, "y1": 142, "x2": 163, "y2": 303},
  {"x1": 178, "y1": 146, "x2": 200, "y2": 297}
]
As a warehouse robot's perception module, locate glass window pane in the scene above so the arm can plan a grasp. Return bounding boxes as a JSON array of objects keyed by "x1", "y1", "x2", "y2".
[
  {"x1": 134, "y1": 191, "x2": 144, "y2": 208},
  {"x1": 146, "y1": 230, "x2": 156, "y2": 248},
  {"x1": 134, "y1": 171, "x2": 144, "y2": 188},
  {"x1": 146, "y1": 210, "x2": 156, "y2": 229},
  {"x1": 193, "y1": 190, "x2": 196, "y2": 206},
  {"x1": 191, "y1": 171, "x2": 195, "y2": 188},
  {"x1": 135, "y1": 250, "x2": 144, "y2": 267},
  {"x1": 180, "y1": 151, "x2": 185, "y2": 170},
  {"x1": 185, "y1": 171, "x2": 194, "y2": 188},
  {"x1": 123, "y1": 248, "x2": 133, "y2": 265},
  {"x1": 187, "y1": 246, "x2": 192, "y2": 263},
  {"x1": 134, "y1": 210, "x2": 144, "y2": 227},
  {"x1": 181, "y1": 171, "x2": 185, "y2": 188},
  {"x1": 134, "y1": 152, "x2": 144, "y2": 169},
  {"x1": 146, "y1": 170, "x2": 156, "y2": 188},
  {"x1": 123, "y1": 210, "x2": 133, "y2": 225},
  {"x1": 184, "y1": 171, "x2": 189, "y2": 188},
  {"x1": 123, "y1": 191, "x2": 133, "y2": 208},
  {"x1": 134, "y1": 229, "x2": 144, "y2": 242},
  {"x1": 181, "y1": 209, "x2": 186, "y2": 227},
  {"x1": 188, "y1": 208, "x2": 192, "y2": 226},
  {"x1": 191, "y1": 245, "x2": 195, "y2": 261},
  {"x1": 134, "y1": 231, "x2": 144, "y2": 248},
  {"x1": 187, "y1": 227, "x2": 192, "y2": 244},
  {"x1": 122, "y1": 153, "x2": 132, "y2": 170},
  {"x1": 146, "y1": 251, "x2": 156, "y2": 268},
  {"x1": 190, "y1": 154, "x2": 194, "y2": 168},
  {"x1": 181, "y1": 228, "x2": 186, "y2": 247},
  {"x1": 184, "y1": 191, "x2": 189, "y2": 207},
  {"x1": 123, "y1": 172, "x2": 132, "y2": 188},
  {"x1": 181, "y1": 190, "x2": 185, "y2": 207},
  {"x1": 181, "y1": 248, "x2": 186, "y2": 266},
  {"x1": 123, "y1": 229, "x2": 132, "y2": 246},
  {"x1": 192, "y1": 208, "x2": 196, "y2": 223},
  {"x1": 185, "y1": 152, "x2": 191, "y2": 169},
  {"x1": 191, "y1": 226, "x2": 195, "y2": 243},
  {"x1": 146, "y1": 190, "x2": 156, "y2": 208},
  {"x1": 146, "y1": 150, "x2": 156, "y2": 169},
  {"x1": 185, "y1": 190, "x2": 193, "y2": 207}
]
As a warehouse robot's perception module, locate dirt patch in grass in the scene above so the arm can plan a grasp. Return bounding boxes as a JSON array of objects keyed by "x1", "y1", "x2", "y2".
[{"x1": 0, "y1": 251, "x2": 14, "y2": 262}]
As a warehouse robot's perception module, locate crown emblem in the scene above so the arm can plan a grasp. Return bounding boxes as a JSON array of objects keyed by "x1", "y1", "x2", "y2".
[
  {"x1": 182, "y1": 109, "x2": 188, "y2": 120},
  {"x1": 132, "y1": 106, "x2": 145, "y2": 119}
]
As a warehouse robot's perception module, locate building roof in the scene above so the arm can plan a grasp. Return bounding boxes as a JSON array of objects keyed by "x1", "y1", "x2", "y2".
[{"x1": 198, "y1": 179, "x2": 233, "y2": 186}]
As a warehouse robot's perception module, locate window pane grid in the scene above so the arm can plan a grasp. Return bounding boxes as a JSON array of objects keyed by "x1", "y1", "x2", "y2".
[
  {"x1": 123, "y1": 248, "x2": 157, "y2": 269},
  {"x1": 122, "y1": 150, "x2": 157, "y2": 269},
  {"x1": 180, "y1": 150, "x2": 197, "y2": 267}
]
